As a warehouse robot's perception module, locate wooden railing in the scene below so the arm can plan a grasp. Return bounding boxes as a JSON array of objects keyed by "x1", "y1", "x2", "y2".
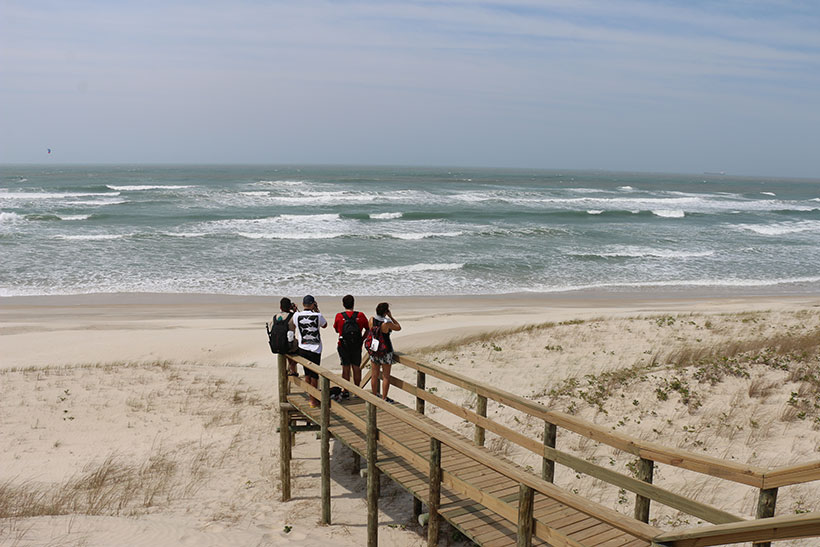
[
  {"x1": 278, "y1": 352, "x2": 820, "y2": 546},
  {"x1": 392, "y1": 354, "x2": 820, "y2": 515}
]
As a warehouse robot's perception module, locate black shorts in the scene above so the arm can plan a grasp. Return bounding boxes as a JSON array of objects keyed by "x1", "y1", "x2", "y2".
[
  {"x1": 298, "y1": 348, "x2": 321, "y2": 379},
  {"x1": 338, "y1": 344, "x2": 362, "y2": 368}
]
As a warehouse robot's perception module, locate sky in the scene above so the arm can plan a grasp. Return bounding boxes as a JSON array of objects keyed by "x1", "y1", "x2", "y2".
[{"x1": 1, "y1": 1, "x2": 819, "y2": 177}]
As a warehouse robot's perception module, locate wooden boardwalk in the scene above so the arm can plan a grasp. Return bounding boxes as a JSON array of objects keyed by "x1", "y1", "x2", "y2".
[
  {"x1": 278, "y1": 353, "x2": 820, "y2": 547},
  {"x1": 287, "y1": 384, "x2": 652, "y2": 547}
]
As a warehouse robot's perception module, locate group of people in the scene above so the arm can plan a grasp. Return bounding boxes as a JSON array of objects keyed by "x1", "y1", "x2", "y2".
[{"x1": 273, "y1": 294, "x2": 401, "y2": 408}]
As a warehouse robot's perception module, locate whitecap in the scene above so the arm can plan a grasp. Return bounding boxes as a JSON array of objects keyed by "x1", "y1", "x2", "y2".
[
  {"x1": 163, "y1": 232, "x2": 207, "y2": 238},
  {"x1": 387, "y1": 231, "x2": 463, "y2": 240},
  {"x1": 255, "y1": 179, "x2": 305, "y2": 186},
  {"x1": 735, "y1": 221, "x2": 820, "y2": 236},
  {"x1": 652, "y1": 210, "x2": 685, "y2": 218},
  {"x1": 106, "y1": 185, "x2": 193, "y2": 191},
  {"x1": 370, "y1": 212, "x2": 403, "y2": 219},
  {"x1": 240, "y1": 191, "x2": 270, "y2": 196},
  {"x1": 594, "y1": 247, "x2": 714, "y2": 259},
  {"x1": 236, "y1": 232, "x2": 345, "y2": 240},
  {"x1": 0, "y1": 211, "x2": 25, "y2": 223},
  {"x1": 349, "y1": 263, "x2": 464, "y2": 275},
  {"x1": 53, "y1": 234, "x2": 126, "y2": 241},
  {"x1": 760, "y1": 192, "x2": 776, "y2": 196},
  {"x1": 618, "y1": 186, "x2": 634, "y2": 191},
  {"x1": 57, "y1": 214, "x2": 91, "y2": 221},
  {"x1": 586, "y1": 210, "x2": 603, "y2": 215},
  {"x1": 0, "y1": 191, "x2": 120, "y2": 200}
]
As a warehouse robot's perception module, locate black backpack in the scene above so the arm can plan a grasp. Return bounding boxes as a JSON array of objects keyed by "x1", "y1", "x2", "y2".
[
  {"x1": 340, "y1": 311, "x2": 362, "y2": 350},
  {"x1": 267, "y1": 312, "x2": 294, "y2": 354}
]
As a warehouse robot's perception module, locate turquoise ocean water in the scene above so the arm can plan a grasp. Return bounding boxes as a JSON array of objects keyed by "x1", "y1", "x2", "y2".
[{"x1": 2, "y1": 165, "x2": 820, "y2": 297}]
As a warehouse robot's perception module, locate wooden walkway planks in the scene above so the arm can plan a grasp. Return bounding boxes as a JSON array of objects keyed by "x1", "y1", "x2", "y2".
[{"x1": 287, "y1": 389, "x2": 650, "y2": 547}]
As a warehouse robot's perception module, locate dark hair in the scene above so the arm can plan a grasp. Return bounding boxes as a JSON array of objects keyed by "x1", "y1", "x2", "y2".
[
  {"x1": 280, "y1": 297, "x2": 292, "y2": 312},
  {"x1": 342, "y1": 294, "x2": 355, "y2": 310},
  {"x1": 376, "y1": 302, "x2": 389, "y2": 317}
]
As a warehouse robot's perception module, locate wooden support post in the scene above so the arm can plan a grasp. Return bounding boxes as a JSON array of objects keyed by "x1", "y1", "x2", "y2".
[
  {"x1": 416, "y1": 371, "x2": 426, "y2": 415},
  {"x1": 753, "y1": 487, "x2": 778, "y2": 547},
  {"x1": 320, "y1": 376, "x2": 331, "y2": 525},
  {"x1": 517, "y1": 483, "x2": 534, "y2": 547},
  {"x1": 474, "y1": 394, "x2": 487, "y2": 447},
  {"x1": 541, "y1": 421, "x2": 556, "y2": 483},
  {"x1": 352, "y1": 452, "x2": 361, "y2": 475},
  {"x1": 428, "y1": 437, "x2": 442, "y2": 547},
  {"x1": 277, "y1": 354, "x2": 291, "y2": 502},
  {"x1": 634, "y1": 457, "x2": 654, "y2": 523},
  {"x1": 367, "y1": 402, "x2": 379, "y2": 547},
  {"x1": 413, "y1": 371, "x2": 426, "y2": 521}
]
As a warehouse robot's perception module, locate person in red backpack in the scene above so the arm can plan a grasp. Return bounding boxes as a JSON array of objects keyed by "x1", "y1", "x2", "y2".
[
  {"x1": 333, "y1": 294, "x2": 369, "y2": 399},
  {"x1": 369, "y1": 302, "x2": 401, "y2": 403}
]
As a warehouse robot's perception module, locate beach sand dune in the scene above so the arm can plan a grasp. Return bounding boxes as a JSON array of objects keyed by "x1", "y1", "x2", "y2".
[{"x1": 1, "y1": 292, "x2": 819, "y2": 546}]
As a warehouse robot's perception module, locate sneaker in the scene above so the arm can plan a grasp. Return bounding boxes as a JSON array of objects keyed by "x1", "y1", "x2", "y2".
[
  {"x1": 385, "y1": 397, "x2": 395, "y2": 404},
  {"x1": 341, "y1": 390, "x2": 350, "y2": 400}
]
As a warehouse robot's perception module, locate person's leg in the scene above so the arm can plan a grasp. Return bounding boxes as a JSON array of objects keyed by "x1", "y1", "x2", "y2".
[
  {"x1": 352, "y1": 365, "x2": 362, "y2": 387},
  {"x1": 341, "y1": 364, "x2": 351, "y2": 382},
  {"x1": 307, "y1": 376, "x2": 319, "y2": 406},
  {"x1": 381, "y1": 363, "x2": 392, "y2": 400},
  {"x1": 371, "y1": 364, "x2": 381, "y2": 396},
  {"x1": 287, "y1": 357, "x2": 298, "y2": 375}
]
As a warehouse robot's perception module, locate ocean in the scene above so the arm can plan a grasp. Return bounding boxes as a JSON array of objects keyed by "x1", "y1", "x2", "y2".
[{"x1": 2, "y1": 165, "x2": 819, "y2": 297}]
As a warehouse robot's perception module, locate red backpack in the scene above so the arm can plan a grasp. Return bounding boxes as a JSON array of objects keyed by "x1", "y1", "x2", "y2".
[{"x1": 364, "y1": 323, "x2": 388, "y2": 359}]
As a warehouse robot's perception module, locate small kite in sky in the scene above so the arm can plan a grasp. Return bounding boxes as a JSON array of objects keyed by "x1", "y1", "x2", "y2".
[{"x1": 47, "y1": 148, "x2": 51, "y2": 154}]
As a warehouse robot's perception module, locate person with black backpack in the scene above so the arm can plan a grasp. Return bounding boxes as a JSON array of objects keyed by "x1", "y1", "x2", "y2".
[
  {"x1": 267, "y1": 297, "x2": 299, "y2": 376},
  {"x1": 366, "y1": 302, "x2": 401, "y2": 403},
  {"x1": 333, "y1": 294, "x2": 369, "y2": 400}
]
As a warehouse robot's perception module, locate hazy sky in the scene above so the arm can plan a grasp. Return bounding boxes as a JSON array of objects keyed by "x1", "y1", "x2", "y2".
[{"x1": 2, "y1": 1, "x2": 819, "y2": 176}]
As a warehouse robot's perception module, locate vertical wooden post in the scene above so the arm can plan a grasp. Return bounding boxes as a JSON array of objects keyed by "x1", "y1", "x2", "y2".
[
  {"x1": 634, "y1": 458, "x2": 654, "y2": 523},
  {"x1": 416, "y1": 371, "x2": 426, "y2": 415},
  {"x1": 541, "y1": 422, "x2": 556, "y2": 483},
  {"x1": 320, "y1": 376, "x2": 331, "y2": 525},
  {"x1": 753, "y1": 487, "x2": 778, "y2": 547},
  {"x1": 428, "y1": 437, "x2": 442, "y2": 547},
  {"x1": 277, "y1": 354, "x2": 291, "y2": 502},
  {"x1": 367, "y1": 402, "x2": 379, "y2": 547},
  {"x1": 414, "y1": 370, "x2": 427, "y2": 518},
  {"x1": 517, "y1": 483, "x2": 534, "y2": 547},
  {"x1": 474, "y1": 394, "x2": 487, "y2": 447}
]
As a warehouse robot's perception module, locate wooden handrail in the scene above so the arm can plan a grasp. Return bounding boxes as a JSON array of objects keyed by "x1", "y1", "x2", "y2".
[
  {"x1": 289, "y1": 355, "x2": 660, "y2": 542},
  {"x1": 762, "y1": 460, "x2": 820, "y2": 489},
  {"x1": 395, "y1": 354, "x2": 769, "y2": 487},
  {"x1": 389, "y1": 374, "x2": 743, "y2": 525},
  {"x1": 653, "y1": 511, "x2": 820, "y2": 546}
]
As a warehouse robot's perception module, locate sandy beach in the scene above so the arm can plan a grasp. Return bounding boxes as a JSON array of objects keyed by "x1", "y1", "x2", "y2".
[{"x1": 2, "y1": 291, "x2": 819, "y2": 546}]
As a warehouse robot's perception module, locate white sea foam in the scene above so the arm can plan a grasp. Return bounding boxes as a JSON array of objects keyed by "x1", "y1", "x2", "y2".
[
  {"x1": 240, "y1": 191, "x2": 270, "y2": 196},
  {"x1": 652, "y1": 209, "x2": 685, "y2": 218},
  {"x1": 387, "y1": 231, "x2": 463, "y2": 240},
  {"x1": 106, "y1": 185, "x2": 193, "y2": 191},
  {"x1": 593, "y1": 247, "x2": 714, "y2": 259},
  {"x1": 255, "y1": 179, "x2": 305, "y2": 186},
  {"x1": 0, "y1": 211, "x2": 25, "y2": 223},
  {"x1": 163, "y1": 232, "x2": 207, "y2": 238},
  {"x1": 760, "y1": 192, "x2": 776, "y2": 196},
  {"x1": 349, "y1": 263, "x2": 464, "y2": 275},
  {"x1": 237, "y1": 232, "x2": 346, "y2": 240},
  {"x1": 735, "y1": 221, "x2": 820, "y2": 236},
  {"x1": 53, "y1": 234, "x2": 126, "y2": 241},
  {"x1": 71, "y1": 199, "x2": 127, "y2": 206},
  {"x1": 57, "y1": 214, "x2": 91, "y2": 221},
  {"x1": 370, "y1": 212, "x2": 403, "y2": 219},
  {"x1": 618, "y1": 186, "x2": 634, "y2": 191},
  {"x1": 0, "y1": 191, "x2": 120, "y2": 200},
  {"x1": 586, "y1": 210, "x2": 604, "y2": 215}
]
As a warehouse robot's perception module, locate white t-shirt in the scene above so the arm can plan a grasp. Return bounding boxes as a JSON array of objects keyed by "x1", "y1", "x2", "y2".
[{"x1": 293, "y1": 310, "x2": 327, "y2": 354}]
